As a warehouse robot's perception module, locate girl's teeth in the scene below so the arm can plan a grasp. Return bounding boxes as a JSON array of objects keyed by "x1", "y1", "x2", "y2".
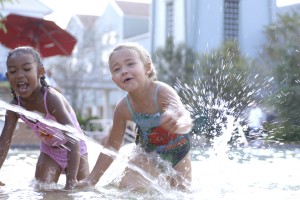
[{"x1": 18, "y1": 83, "x2": 28, "y2": 92}]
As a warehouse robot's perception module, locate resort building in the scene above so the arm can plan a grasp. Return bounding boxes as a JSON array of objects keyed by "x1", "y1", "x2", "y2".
[{"x1": 150, "y1": 0, "x2": 300, "y2": 58}]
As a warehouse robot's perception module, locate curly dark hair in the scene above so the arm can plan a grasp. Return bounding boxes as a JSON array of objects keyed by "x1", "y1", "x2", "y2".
[{"x1": 6, "y1": 46, "x2": 49, "y2": 101}]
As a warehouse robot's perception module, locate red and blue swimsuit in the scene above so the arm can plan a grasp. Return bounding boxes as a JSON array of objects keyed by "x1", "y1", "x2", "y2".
[{"x1": 125, "y1": 85, "x2": 190, "y2": 167}]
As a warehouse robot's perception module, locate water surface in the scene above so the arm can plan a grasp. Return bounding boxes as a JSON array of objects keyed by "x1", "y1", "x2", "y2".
[{"x1": 1, "y1": 142, "x2": 300, "y2": 200}]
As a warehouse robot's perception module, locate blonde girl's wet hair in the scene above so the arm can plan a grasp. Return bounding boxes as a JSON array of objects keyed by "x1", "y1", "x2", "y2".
[{"x1": 109, "y1": 42, "x2": 157, "y2": 81}]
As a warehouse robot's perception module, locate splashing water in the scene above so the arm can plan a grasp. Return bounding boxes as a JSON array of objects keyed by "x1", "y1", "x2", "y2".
[
  {"x1": 0, "y1": 99, "x2": 86, "y2": 143},
  {"x1": 0, "y1": 99, "x2": 185, "y2": 198},
  {"x1": 1, "y1": 68, "x2": 300, "y2": 199},
  {"x1": 212, "y1": 114, "x2": 236, "y2": 156}
]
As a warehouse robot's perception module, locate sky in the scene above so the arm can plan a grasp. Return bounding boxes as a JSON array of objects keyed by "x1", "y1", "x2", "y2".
[
  {"x1": 277, "y1": 0, "x2": 300, "y2": 7},
  {"x1": 39, "y1": 0, "x2": 152, "y2": 28},
  {"x1": 40, "y1": 0, "x2": 300, "y2": 28}
]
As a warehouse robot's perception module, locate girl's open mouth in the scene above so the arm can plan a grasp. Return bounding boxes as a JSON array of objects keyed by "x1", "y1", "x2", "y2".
[
  {"x1": 123, "y1": 78, "x2": 132, "y2": 83},
  {"x1": 17, "y1": 82, "x2": 28, "y2": 92}
]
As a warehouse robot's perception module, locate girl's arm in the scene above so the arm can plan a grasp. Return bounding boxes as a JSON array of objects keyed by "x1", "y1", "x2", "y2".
[
  {"x1": 0, "y1": 109, "x2": 18, "y2": 185},
  {"x1": 78, "y1": 101, "x2": 127, "y2": 186},
  {"x1": 158, "y1": 83, "x2": 193, "y2": 134},
  {"x1": 47, "y1": 90, "x2": 81, "y2": 190},
  {"x1": 64, "y1": 135, "x2": 81, "y2": 190}
]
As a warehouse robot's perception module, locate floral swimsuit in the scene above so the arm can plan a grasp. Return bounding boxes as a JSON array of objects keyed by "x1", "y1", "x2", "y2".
[{"x1": 126, "y1": 85, "x2": 190, "y2": 167}]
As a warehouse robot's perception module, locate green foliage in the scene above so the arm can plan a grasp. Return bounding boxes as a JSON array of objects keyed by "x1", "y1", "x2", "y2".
[
  {"x1": 177, "y1": 41, "x2": 264, "y2": 137},
  {"x1": 0, "y1": 81, "x2": 9, "y2": 88},
  {"x1": 0, "y1": 0, "x2": 15, "y2": 33},
  {"x1": 152, "y1": 37, "x2": 197, "y2": 86},
  {"x1": 0, "y1": 16, "x2": 7, "y2": 33},
  {"x1": 152, "y1": 38, "x2": 272, "y2": 139},
  {"x1": 196, "y1": 41, "x2": 257, "y2": 111},
  {"x1": 261, "y1": 11, "x2": 300, "y2": 141},
  {"x1": 76, "y1": 114, "x2": 99, "y2": 131}
]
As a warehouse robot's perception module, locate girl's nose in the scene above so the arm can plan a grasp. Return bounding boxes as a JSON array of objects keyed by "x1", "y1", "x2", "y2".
[
  {"x1": 16, "y1": 71, "x2": 24, "y2": 79},
  {"x1": 121, "y1": 67, "x2": 128, "y2": 75}
]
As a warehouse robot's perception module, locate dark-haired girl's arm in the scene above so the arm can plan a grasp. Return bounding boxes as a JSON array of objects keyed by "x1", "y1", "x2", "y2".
[
  {"x1": 64, "y1": 136, "x2": 81, "y2": 190},
  {"x1": 46, "y1": 89, "x2": 82, "y2": 190},
  {"x1": 0, "y1": 110, "x2": 18, "y2": 185}
]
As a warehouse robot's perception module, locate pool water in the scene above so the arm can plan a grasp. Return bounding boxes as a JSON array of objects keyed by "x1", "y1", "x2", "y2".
[{"x1": 1, "y1": 141, "x2": 300, "y2": 200}]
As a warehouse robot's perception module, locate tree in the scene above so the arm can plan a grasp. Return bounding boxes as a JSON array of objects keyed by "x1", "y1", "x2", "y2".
[
  {"x1": 0, "y1": 0, "x2": 13, "y2": 32},
  {"x1": 261, "y1": 10, "x2": 300, "y2": 141},
  {"x1": 43, "y1": 17, "x2": 117, "y2": 121},
  {"x1": 177, "y1": 41, "x2": 269, "y2": 143},
  {"x1": 152, "y1": 37, "x2": 197, "y2": 87}
]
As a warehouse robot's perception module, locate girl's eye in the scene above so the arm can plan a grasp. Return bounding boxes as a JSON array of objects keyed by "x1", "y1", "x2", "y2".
[
  {"x1": 24, "y1": 68, "x2": 31, "y2": 71},
  {"x1": 9, "y1": 70, "x2": 16, "y2": 74},
  {"x1": 128, "y1": 62, "x2": 135, "y2": 66},
  {"x1": 114, "y1": 68, "x2": 120, "y2": 72}
]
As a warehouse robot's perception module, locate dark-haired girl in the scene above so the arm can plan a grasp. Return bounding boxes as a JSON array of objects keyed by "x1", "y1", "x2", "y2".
[{"x1": 0, "y1": 46, "x2": 89, "y2": 190}]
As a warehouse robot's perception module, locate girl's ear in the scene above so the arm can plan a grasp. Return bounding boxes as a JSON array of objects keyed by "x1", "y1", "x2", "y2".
[
  {"x1": 38, "y1": 66, "x2": 46, "y2": 78},
  {"x1": 145, "y1": 62, "x2": 152, "y2": 75}
]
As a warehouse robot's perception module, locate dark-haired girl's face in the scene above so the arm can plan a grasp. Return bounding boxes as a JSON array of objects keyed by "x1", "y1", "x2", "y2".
[{"x1": 6, "y1": 53, "x2": 44, "y2": 98}]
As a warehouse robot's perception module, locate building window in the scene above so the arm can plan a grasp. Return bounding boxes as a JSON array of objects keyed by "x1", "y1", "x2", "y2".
[
  {"x1": 102, "y1": 31, "x2": 117, "y2": 45},
  {"x1": 224, "y1": 0, "x2": 239, "y2": 41},
  {"x1": 166, "y1": 1, "x2": 174, "y2": 38}
]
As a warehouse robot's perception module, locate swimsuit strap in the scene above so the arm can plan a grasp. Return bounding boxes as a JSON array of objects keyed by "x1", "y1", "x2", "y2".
[
  {"x1": 43, "y1": 88, "x2": 50, "y2": 115},
  {"x1": 126, "y1": 95, "x2": 135, "y2": 120},
  {"x1": 17, "y1": 95, "x2": 20, "y2": 106},
  {"x1": 126, "y1": 84, "x2": 162, "y2": 120},
  {"x1": 154, "y1": 85, "x2": 161, "y2": 112},
  {"x1": 17, "y1": 88, "x2": 50, "y2": 116}
]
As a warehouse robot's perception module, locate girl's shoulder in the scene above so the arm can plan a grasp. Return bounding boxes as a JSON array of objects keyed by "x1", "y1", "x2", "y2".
[
  {"x1": 155, "y1": 81, "x2": 182, "y2": 109},
  {"x1": 44, "y1": 87, "x2": 63, "y2": 103},
  {"x1": 4, "y1": 100, "x2": 19, "y2": 121},
  {"x1": 115, "y1": 97, "x2": 128, "y2": 112},
  {"x1": 155, "y1": 81, "x2": 178, "y2": 97},
  {"x1": 113, "y1": 97, "x2": 131, "y2": 120},
  {"x1": 44, "y1": 87, "x2": 70, "y2": 112}
]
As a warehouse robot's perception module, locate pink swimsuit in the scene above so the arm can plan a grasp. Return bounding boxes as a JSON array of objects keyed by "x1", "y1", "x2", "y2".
[{"x1": 18, "y1": 89, "x2": 87, "y2": 170}]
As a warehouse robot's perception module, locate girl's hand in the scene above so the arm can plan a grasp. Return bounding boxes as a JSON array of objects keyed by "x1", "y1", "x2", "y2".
[
  {"x1": 76, "y1": 178, "x2": 94, "y2": 189},
  {"x1": 65, "y1": 180, "x2": 77, "y2": 190},
  {"x1": 160, "y1": 109, "x2": 178, "y2": 132},
  {"x1": 160, "y1": 109, "x2": 193, "y2": 134}
]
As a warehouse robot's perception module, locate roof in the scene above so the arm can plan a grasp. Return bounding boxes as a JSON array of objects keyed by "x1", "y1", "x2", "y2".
[
  {"x1": 115, "y1": 0, "x2": 150, "y2": 17},
  {"x1": 1, "y1": 0, "x2": 53, "y2": 17},
  {"x1": 76, "y1": 15, "x2": 99, "y2": 28}
]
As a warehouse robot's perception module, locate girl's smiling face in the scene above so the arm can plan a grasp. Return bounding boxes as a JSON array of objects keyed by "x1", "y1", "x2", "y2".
[
  {"x1": 6, "y1": 53, "x2": 44, "y2": 98},
  {"x1": 109, "y1": 48, "x2": 151, "y2": 92}
]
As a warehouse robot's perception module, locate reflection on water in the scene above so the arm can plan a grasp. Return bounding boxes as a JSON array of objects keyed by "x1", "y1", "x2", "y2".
[{"x1": 1, "y1": 143, "x2": 300, "y2": 200}]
